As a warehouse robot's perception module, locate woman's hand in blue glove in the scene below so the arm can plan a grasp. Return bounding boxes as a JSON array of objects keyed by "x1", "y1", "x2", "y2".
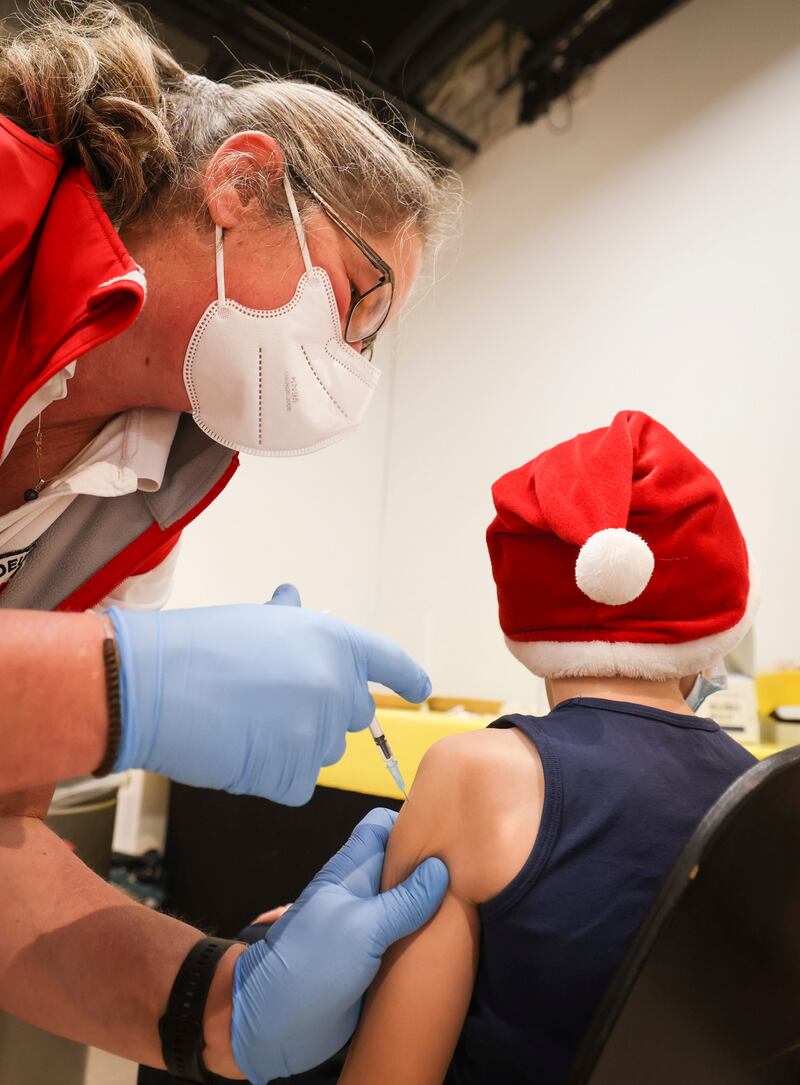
[
  {"x1": 231, "y1": 808, "x2": 449, "y2": 1083},
  {"x1": 107, "y1": 587, "x2": 430, "y2": 806}
]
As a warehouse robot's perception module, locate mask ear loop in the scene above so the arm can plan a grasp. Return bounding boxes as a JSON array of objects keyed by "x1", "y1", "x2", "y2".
[
  {"x1": 283, "y1": 173, "x2": 313, "y2": 276},
  {"x1": 215, "y1": 226, "x2": 227, "y2": 308},
  {"x1": 214, "y1": 175, "x2": 310, "y2": 308}
]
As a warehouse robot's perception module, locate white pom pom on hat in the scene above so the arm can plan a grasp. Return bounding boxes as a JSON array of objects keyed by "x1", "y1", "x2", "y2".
[{"x1": 575, "y1": 528, "x2": 655, "y2": 606}]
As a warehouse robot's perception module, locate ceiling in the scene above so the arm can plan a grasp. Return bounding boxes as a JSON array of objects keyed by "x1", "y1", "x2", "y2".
[{"x1": 149, "y1": 0, "x2": 689, "y2": 163}]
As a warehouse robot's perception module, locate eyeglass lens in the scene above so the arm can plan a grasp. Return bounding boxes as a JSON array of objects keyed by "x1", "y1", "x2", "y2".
[{"x1": 346, "y1": 281, "x2": 394, "y2": 345}]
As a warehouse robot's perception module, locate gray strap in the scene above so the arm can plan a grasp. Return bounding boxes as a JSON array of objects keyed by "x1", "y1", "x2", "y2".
[{"x1": 1, "y1": 417, "x2": 234, "y2": 611}]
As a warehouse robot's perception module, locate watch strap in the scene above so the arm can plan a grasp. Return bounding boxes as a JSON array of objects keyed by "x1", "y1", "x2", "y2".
[
  {"x1": 159, "y1": 936, "x2": 241, "y2": 1083},
  {"x1": 93, "y1": 634, "x2": 122, "y2": 777}
]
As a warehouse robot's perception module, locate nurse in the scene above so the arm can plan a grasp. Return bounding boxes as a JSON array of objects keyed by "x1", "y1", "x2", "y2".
[{"x1": 0, "y1": 3, "x2": 453, "y2": 1082}]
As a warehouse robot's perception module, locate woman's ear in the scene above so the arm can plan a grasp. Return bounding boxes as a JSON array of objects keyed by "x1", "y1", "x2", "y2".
[{"x1": 205, "y1": 131, "x2": 285, "y2": 229}]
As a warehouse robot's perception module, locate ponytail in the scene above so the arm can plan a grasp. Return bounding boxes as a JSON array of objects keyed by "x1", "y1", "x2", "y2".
[{"x1": 0, "y1": 1, "x2": 186, "y2": 225}]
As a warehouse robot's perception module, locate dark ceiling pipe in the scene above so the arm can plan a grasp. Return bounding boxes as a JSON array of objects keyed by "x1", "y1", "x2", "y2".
[
  {"x1": 375, "y1": 0, "x2": 471, "y2": 84},
  {"x1": 393, "y1": 0, "x2": 512, "y2": 97}
]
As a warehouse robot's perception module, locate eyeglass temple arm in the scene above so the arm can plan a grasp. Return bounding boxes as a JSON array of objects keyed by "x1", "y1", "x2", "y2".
[{"x1": 288, "y1": 169, "x2": 394, "y2": 282}]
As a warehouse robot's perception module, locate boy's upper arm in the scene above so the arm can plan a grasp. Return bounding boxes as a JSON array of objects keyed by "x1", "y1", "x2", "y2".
[
  {"x1": 340, "y1": 729, "x2": 544, "y2": 1085},
  {"x1": 380, "y1": 736, "x2": 471, "y2": 895},
  {"x1": 384, "y1": 728, "x2": 545, "y2": 904},
  {"x1": 341, "y1": 737, "x2": 484, "y2": 1085}
]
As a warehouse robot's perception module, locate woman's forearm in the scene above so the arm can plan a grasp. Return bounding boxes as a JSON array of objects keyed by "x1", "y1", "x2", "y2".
[
  {"x1": 0, "y1": 610, "x2": 109, "y2": 791},
  {"x1": 0, "y1": 814, "x2": 244, "y2": 1076}
]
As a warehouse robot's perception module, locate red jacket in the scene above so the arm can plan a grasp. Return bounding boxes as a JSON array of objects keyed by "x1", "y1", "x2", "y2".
[{"x1": 0, "y1": 115, "x2": 237, "y2": 609}]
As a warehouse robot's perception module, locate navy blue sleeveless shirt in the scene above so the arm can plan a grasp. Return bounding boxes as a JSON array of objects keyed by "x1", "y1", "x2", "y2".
[{"x1": 445, "y1": 698, "x2": 756, "y2": 1085}]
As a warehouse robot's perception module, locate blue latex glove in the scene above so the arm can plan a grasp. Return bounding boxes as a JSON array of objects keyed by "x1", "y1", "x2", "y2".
[
  {"x1": 107, "y1": 587, "x2": 430, "y2": 806},
  {"x1": 232, "y1": 808, "x2": 449, "y2": 1083}
]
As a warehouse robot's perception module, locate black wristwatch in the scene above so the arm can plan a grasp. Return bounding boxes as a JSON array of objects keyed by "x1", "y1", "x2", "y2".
[{"x1": 159, "y1": 936, "x2": 242, "y2": 1083}]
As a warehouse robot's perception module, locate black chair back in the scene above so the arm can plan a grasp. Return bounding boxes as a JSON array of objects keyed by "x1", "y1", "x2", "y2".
[{"x1": 568, "y1": 746, "x2": 800, "y2": 1085}]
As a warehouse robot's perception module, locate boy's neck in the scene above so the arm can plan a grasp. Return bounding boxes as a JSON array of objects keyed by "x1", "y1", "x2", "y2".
[{"x1": 546, "y1": 676, "x2": 695, "y2": 716}]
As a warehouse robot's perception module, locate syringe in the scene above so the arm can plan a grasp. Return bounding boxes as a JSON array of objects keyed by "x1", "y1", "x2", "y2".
[{"x1": 368, "y1": 717, "x2": 408, "y2": 799}]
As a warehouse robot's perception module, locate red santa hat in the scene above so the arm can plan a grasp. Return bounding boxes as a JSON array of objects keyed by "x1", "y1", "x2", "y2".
[{"x1": 486, "y1": 410, "x2": 757, "y2": 679}]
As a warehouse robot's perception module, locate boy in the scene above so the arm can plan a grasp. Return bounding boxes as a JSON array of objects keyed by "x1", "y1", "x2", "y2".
[{"x1": 340, "y1": 410, "x2": 757, "y2": 1085}]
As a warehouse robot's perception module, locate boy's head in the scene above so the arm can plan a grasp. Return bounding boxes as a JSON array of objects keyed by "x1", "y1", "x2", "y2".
[{"x1": 486, "y1": 411, "x2": 756, "y2": 682}]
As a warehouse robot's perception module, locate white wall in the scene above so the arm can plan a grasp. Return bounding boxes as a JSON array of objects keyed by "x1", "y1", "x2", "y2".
[{"x1": 376, "y1": 0, "x2": 800, "y2": 704}]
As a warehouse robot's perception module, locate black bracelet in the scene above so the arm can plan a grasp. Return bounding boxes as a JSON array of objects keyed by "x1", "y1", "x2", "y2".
[
  {"x1": 92, "y1": 635, "x2": 122, "y2": 778},
  {"x1": 159, "y1": 936, "x2": 242, "y2": 1083}
]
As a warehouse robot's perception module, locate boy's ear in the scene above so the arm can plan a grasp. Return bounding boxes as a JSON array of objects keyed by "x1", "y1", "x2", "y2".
[
  {"x1": 544, "y1": 678, "x2": 555, "y2": 710},
  {"x1": 678, "y1": 674, "x2": 698, "y2": 698}
]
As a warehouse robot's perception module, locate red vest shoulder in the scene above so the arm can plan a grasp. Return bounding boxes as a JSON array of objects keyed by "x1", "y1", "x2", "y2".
[{"x1": 0, "y1": 115, "x2": 145, "y2": 457}]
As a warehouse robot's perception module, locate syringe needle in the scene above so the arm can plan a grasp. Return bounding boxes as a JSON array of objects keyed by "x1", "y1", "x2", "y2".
[
  {"x1": 368, "y1": 718, "x2": 408, "y2": 797},
  {"x1": 386, "y1": 757, "x2": 408, "y2": 800}
]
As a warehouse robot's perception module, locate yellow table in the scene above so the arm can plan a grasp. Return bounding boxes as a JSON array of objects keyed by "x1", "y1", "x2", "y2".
[
  {"x1": 742, "y1": 742, "x2": 784, "y2": 761},
  {"x1": 317, "y1": 709, "x2": 792, "y2": 801}
]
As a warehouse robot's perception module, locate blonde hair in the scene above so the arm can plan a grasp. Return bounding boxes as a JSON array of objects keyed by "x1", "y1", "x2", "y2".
[{"x1": 0, "y1": 1, "x2": 458, "y2": 240}]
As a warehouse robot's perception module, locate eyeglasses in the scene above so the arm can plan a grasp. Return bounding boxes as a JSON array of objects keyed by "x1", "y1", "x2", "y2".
[{"x1": 293, "y1": 175, "x2": 395, "y2": 354}]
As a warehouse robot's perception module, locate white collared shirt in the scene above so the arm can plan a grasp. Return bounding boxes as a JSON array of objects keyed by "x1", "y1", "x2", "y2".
[{"x1": 0, "y1": 407, "x2": 180, "y2": 608}]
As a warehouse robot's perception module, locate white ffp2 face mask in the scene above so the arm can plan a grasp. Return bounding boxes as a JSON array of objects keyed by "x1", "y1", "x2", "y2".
[{"x1": 184, "y1": 174, "x2": 381, "y2": 456}]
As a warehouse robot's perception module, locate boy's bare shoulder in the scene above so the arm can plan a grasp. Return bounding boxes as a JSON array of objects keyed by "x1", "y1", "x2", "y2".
[
  {"x1": 398, "y1": 726, "x2": 544, "y2": 905},
  {"x1": 414, "y1": 726, "x2": 538, "y2": 797}
]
